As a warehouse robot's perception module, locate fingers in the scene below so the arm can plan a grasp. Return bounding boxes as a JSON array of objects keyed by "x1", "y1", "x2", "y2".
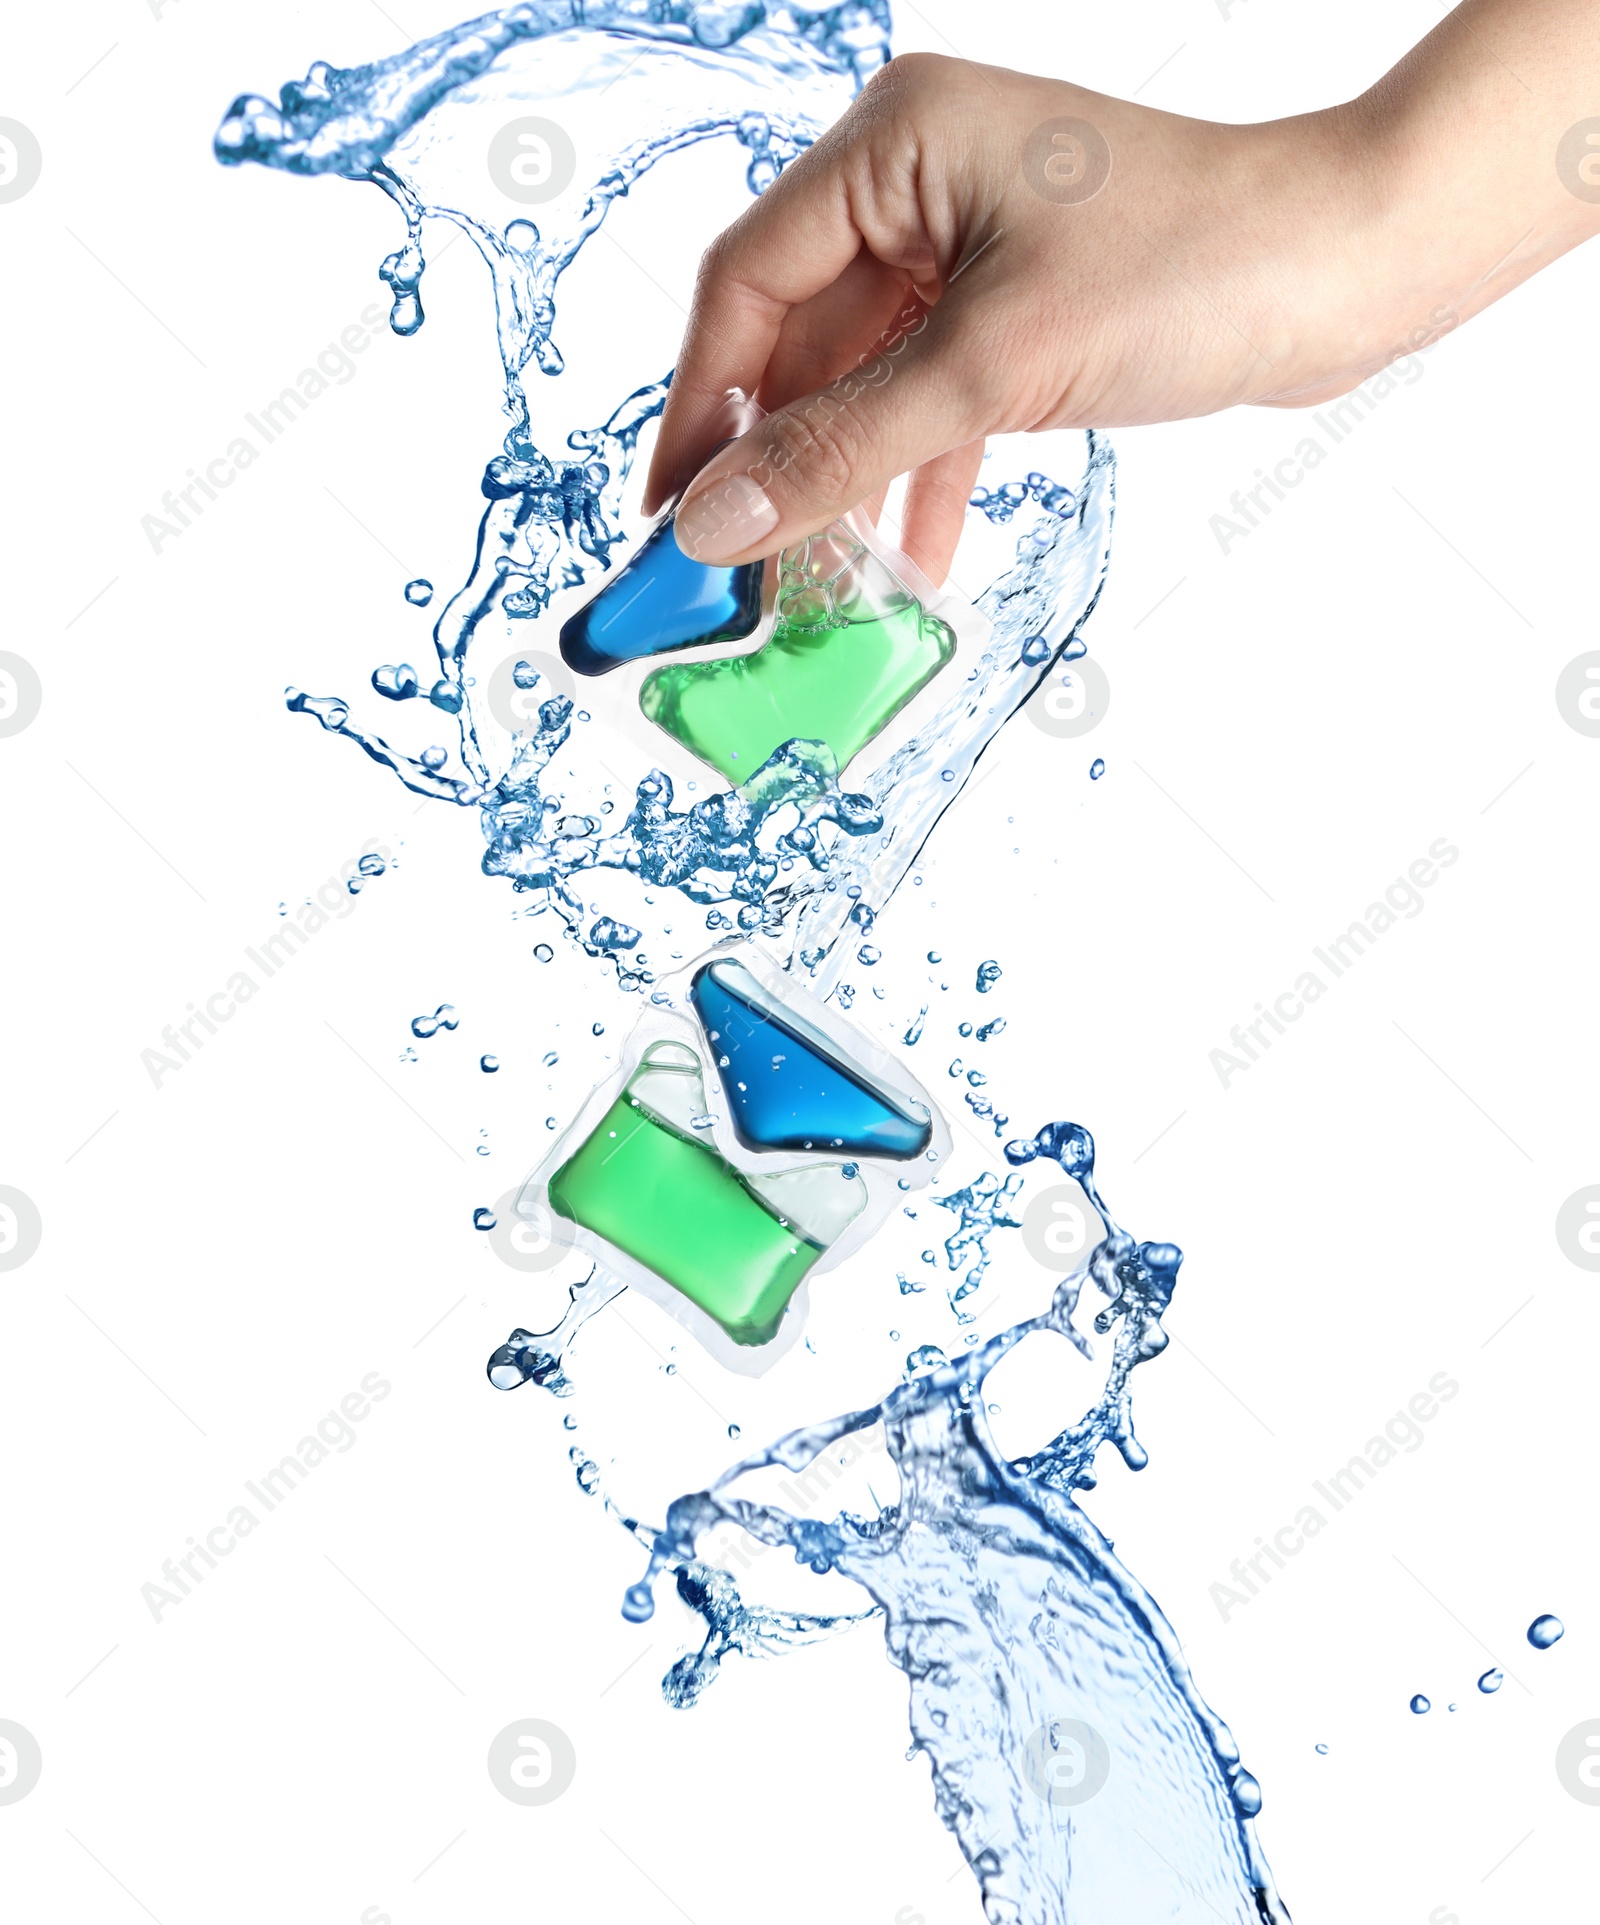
[
  {"x1": 669, "y1": 286, "x2": 996, "y2": 566},
  {"x1": 898, "y1": 439, "x2": 986, "y2": 588},
  {"x1": 642, "y1": 144, "x2": 877, "y2": 513}
]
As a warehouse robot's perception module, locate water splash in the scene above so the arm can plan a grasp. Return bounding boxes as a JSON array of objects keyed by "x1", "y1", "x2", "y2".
[
  {"x1": 609, "y1": 1121, "x2": 1287, "y2": 1923},
  {"x1": 220, "y1": 9, "x2": 1284, "y2": 1920}
]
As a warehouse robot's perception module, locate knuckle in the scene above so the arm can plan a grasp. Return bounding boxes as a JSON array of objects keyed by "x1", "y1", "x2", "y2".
[{"x1": 766, "y1": 395, "x2": 867, "y2": 504}]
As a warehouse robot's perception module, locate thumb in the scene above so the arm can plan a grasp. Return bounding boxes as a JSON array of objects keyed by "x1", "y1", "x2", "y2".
[{"x1": 671, "y1": 292, "x2": 994, "y2": 566}]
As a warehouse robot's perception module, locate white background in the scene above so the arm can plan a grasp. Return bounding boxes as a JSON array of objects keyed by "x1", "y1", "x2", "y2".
[{"x1": 3, "y1": 2, "x2": 1597, "y2": 1922}]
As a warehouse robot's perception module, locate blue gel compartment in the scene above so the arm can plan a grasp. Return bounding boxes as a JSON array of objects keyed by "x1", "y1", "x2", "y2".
[
  {"x1": 690, "y1": 958, "x2": 933, "y2": 1160},
  {"x1": 559, "y1": 511, "x2": 764, "y2": 676}
]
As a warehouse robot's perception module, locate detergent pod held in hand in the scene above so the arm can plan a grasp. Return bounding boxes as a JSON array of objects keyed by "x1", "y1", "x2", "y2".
[
  {"x1": 550, "y1": 392, "x2": 988, "y2": 806},
  {"x1": 515, "y1": 941, "x2": 949, "y2": 1373},
  {"x1": 558, "y1": 389, "x2": 765, "y2": 677}
]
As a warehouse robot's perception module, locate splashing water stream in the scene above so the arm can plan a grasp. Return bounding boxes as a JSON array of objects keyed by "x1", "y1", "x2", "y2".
[{"x1": 218, "y1": 8, "x2": 1289, "y2": 1919}]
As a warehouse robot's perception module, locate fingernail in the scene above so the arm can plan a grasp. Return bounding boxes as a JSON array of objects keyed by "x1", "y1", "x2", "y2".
[{"x1": 674, "y1": 472, "x2": 778, "y2": 563}]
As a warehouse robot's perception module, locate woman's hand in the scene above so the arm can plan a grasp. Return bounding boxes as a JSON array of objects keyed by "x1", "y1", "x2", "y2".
[{"x1": 646, "y1": 10, "x2": 1600, "y2": 584}]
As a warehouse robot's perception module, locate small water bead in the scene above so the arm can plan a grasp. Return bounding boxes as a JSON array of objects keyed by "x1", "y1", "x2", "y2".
[
  {"x1": 1478, "y1": 1667, "x2": 1504, "y2": 1693},
  {"x1": 575, "y1": 1458, "x2": 601, "y2": 1494},
  {"x1": 1089, "y1": 758, "x2": 1105, "y2": 780},
  {"x1": 420, "y1": 745, "x2": 448, "y2": 771},
  {"x1": 480, "y1": 1054, "x2": 500, "y2": 1072},
  {"x1": 411, "y1": 1003, "x2": 458, "y2": 1039},
  {"x1": 1528, "y1": 1614, "x2": 1564, "y2": 1648},
  {"x1": 592, "y1": 1022, "x2": 605, "y2": 1036},
  {"x1": 428, "y1": 678, "x2": 463, "y2": 713},
  {"x1": 976, "y1": 1018, "x2": 1005, "y2": 1041},
  {"x1": 357, "y1": 851, "x2": 386, "y2": 879},
  {"x1": 286, "y1": 688, "x2": 349, "y2": 730},
  {"x1": 858, "y1": 944, "x2": 881, "y2": 965},
  {"x1": 948, "y1": 1059, "x2": 963, "y2": 1077},
  {"x1": 589, "y1": 916, "x2": 639, "y2": 951},
  {"x1": 473, "y1": 1207, "x2": 496, "y2": 1230},
  {"x1": 533, "y1": 943, "x2": 554, "y2": 962},
  {"x1": 927, "y1": 951, "x2": 942, "y2": 964},
  {"x1": 1230, "y1": 1770, "x2": 1262, "y2": 1818},
  {"x1": 905, "y1": 1343, "x2": 947, "y2": 1378},
  {"x1": 958, "y1": 1022, "x2": 973, "y2": 1038},
  {"x1": 1314, "y1": 1743, "x2": 1329, "y2": 1756},
  {"x1": 1020, "y1": 635, "x2": 1051, "y2": 665},
  {"x1": 967, "y1": 1071, "x2": 987, "y2": 1087},
  {"x1": 1409, "y1": 1694, "x2": 1430, "y2": 1715},
  {"x1": 840, "y1": 1162, "x2": 859, "y2": 1179},
  {"x1": 542, "y1": 1050, "x2": 558, "y2": 1066},
  {"x1": 404, "y1": 578, "x2": 433, "y2": 606},
  {"x1": 1062, "y1": 636, "x2": 1088, "y2": 661},
  {"x1": 372, "y1": 662, "x2": 419, "y2": 700},
  {"x1": 976, "y1": 959, "x2": 1002, "y2": 993},
  {"x1": 512, "y1": 659, "x2": 542, "y2": 689},
  {"x1": 562, "y1": 1412, "x2": 577, "y2": 1430},
  {"x1": 940, "y1": 769, "x2": 955, "y2": 782},
  {"x1": 621, "y1": 1581, "x2": 655, "y2": 1623}
]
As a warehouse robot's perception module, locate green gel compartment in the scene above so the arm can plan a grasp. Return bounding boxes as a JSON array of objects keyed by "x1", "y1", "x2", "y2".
[
  {"x1": 637, "y1": 523, "x2": 956, "y2": 783},
  {"x1": 547, "y1": 1041, "x2": 866, "y2": 1347}
]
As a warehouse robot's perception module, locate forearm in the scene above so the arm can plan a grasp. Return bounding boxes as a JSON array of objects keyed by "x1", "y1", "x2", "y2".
[{"x1": 1263, "y1": 0, "x2": 1600, "y2": 400}]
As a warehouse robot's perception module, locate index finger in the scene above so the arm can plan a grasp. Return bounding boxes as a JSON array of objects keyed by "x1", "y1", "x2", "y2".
[{"x1": 642, "y1": 139, "x2": 871, "y2": 513}]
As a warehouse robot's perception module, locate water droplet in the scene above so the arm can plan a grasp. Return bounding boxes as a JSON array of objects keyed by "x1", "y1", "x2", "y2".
[
  {"x1": 1409, "y1": 1694, "x2": 1430, "y2": 1714},
  {"x1": 533, "y1": 943, "x2": 554, "y2": 962},
  {"x1": 473, "y1": 1206, "x2": 496, "y2": 1231},
  {"x1": 1020, "y1": 635, "x2": 1051, "y2": 665},
  {"x1": 404, "y1": 578, "x2": 433, "y2": 606},
  {"x1": 371, "y1": 662, "x2": 419, "y2": 700},
  {"x1": 1477, "y1": 1667, "x2": 1503, "y2": 1693},
  {"x1": 411, "y1": 1002, "x2": 458, "y2": 1039},
  {"x1": 858, "y1": 943, "x2": 881, "y2": 964},
  {"x1": 976, "y1": 959, "x2": 1002, "y2": 993},
  {"x1": 727, "y1": 1423, "x2": 741, "y2": 1439},
  {"x1": 1089, "y1": 758, "x2": 1105, "y2": 780},
  {"x1": 927, "y1": 951, "x2": 942, "y2": 964},
  {"x1": 621, "y1": 1581, "x2": 655, "y2": 1623},
  {"x1": 480, "y1": 1053, "x2": 500, "y2": 1072},
  {"x1": 1528, "y1": 1614, "x2": 1564, "y2": 1648},
  {"x1": 592, "y1": 1022, "x2": 605, "y2": 1036},
  {"x1": 1314, "y1": 1743, "x2": 1328, "y2": 1756},
  {"x1": 420, "y1": 745, "x2": 448, "y2": 771}
]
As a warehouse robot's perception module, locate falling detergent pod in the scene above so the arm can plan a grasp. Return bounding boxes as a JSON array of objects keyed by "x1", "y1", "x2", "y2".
[
  {"x1": 559, "y1": 390, "x2": 765, "y2": 677},
  {"x1": 509, "y1": 941, "x2": 949, "y2": 1373},
  {"x1": 690, "y1": 955, "x2": 933, "y2": 1159},
  {"x1": 638, "y1": 509, "x2": 959, "y2": 784}
]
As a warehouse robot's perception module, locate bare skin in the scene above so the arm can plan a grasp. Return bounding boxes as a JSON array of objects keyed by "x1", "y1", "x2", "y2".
[{"x1": 644, "y1": 1, "x2": 1600, "y2": 583}]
